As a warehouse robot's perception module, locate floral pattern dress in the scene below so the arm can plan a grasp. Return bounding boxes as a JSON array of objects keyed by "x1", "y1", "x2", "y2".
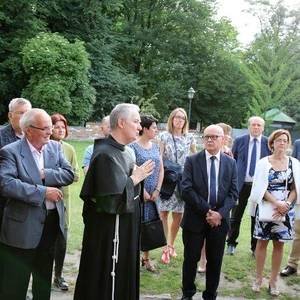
[
  {"x1": 254, "y1": 159, "x2": 294, "y2": 242},
  {"x1": 156, "y1": 131, "x2": 196, "y2": 213},
  {"x1": 129, "y1": 141, "x2": 161, "y2": 222}
]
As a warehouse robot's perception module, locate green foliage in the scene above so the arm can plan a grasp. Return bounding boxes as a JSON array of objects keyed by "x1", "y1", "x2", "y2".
[
  {"x1": 36, "y1": 0, "x2": 141, "y2": 120},
  {"x1": 22, "y1": 32, "x2": 96, "y2": 124},
  {"x1": 242, "y1": 0, "x2": 300, "y2": 126},
  {"x1": 0, "y1": 0, "x2": 46, "y2": 122},
  {"x1": 131, "y1": 94, "x2": 161, "y2": 119},
  {"x1": 111, "y1": 0, "x2": 249, "y2": 124}
]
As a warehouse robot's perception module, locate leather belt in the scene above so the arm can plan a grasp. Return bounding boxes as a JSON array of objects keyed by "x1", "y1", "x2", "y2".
[
  {"x1": 46, "y1": 208, "x2": 58, "y2": 216},
  {"x1": 244, "y1": 182, "x2": 253, "y2": 186}
]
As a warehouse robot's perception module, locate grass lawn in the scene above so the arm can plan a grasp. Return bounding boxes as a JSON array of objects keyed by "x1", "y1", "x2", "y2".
[{"x1": 66, "y1": 140, "x2": 300, "y2": 299}]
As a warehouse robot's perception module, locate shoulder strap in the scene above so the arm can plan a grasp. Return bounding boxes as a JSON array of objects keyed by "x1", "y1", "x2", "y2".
[{"x1": 172, "y1": 135, "x2": 178, "y2": 163}]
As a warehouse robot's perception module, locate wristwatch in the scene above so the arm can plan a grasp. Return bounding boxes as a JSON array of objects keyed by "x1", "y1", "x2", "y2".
[
  {"x1": 286, "y1": 202, "x2": 292, "y2": 209},
  {"x1": 155, "y1": 187, "x2": 161, "y2": 193}
]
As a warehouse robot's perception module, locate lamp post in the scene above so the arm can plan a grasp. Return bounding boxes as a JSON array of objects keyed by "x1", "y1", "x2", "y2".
[{"x1": 187, "y1": 87, "x2": 195, "y2": 126}]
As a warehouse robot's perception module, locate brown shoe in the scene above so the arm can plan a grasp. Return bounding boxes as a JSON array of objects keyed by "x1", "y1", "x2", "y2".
[{"x1": 280, "y1": 265, "x2": 297, "y2": 277}]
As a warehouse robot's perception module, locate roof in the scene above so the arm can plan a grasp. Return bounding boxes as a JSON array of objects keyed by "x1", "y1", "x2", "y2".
[{"x1": 265, "y1": 108, "x2": 297, "y2": 124}]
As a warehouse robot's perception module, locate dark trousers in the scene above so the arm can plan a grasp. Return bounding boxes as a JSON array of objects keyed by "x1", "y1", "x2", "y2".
[
  {"x1": 54, "y1": 227, "x2": 68, "y2": 277},
  {"x1": 182, "y1": 226, "x2": 227, "y2": 300},
  {"x1": 0, "y1": 211, "x2": 59, "y2": 300},
  {"x1": 227, "y1": 183, "x2": 257, "y2": 251},
  {"x1": 0, "y1": 198, "x2": 5, "y2": 295}
]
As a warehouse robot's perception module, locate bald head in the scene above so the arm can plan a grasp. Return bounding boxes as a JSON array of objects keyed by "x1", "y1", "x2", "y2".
[
  {"x1": 100, "y1": 116, "x2": 110, "y2": 137},
  {"x1": 203, "y1": 125, "x2": 224, "y2": 155}
]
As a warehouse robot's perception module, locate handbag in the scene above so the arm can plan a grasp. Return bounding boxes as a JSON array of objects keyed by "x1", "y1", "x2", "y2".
[
  {"x1": 258, "y1": 200, "x2": 286, "y2": 222},
  {"x1": 140, "y1": 202, "x2": 167, "y2": 251},
  {"x1": 258, "y1": 159, "x2": 289, "y2": 222},
  {"x1": 160, "y1": 136, "x2": 183, "y2": 200}
]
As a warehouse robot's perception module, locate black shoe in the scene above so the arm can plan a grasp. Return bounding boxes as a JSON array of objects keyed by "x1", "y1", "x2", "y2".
[
  {"x1": 251, "y1": 249, "x2": 256, "y2": 258},
  {"x1": 54, "y1": 276, "x2": 69, "y2": 291},
  {"x1": 181, "y1": 296, "x2": 193, "y2": 300},
  {"x1": 280, "y1": 265, "x2": 297, "y2": 277},
  {"x1": 226, "y1": 244, "x2": 235, "y2": 255}
]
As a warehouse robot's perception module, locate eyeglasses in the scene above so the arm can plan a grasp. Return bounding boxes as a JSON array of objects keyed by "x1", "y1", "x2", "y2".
[
  {"x1": 11, "y1": 111, "x2": 26, "y2": 115},
  {"x1": 53, "y1": 126, "x2": 66, "y2": 130},
  {"x1": 29, "y1": 125, "x2": 54, "y2": 132},
  {"x1": 174, "y1": 116, "x2": 186, "y2": 121},
  {"x1": 203, "y1": 135, "x2": 223, "y2": 141},
  {"x1": 274, "y1": 139, "x2": 288, "y2": 144}
]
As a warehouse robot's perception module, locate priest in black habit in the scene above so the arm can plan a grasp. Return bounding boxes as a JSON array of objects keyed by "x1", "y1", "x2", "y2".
[{"x1": 74, "y1": 103, "x2": 155, "y2": 300}]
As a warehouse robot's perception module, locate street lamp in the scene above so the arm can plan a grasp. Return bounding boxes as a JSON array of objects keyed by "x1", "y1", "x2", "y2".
[{"x1": 187, "y1": 87, "x2": 195, "y2": 126}]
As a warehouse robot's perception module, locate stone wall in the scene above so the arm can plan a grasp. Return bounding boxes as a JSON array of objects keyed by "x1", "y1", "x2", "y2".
[{"x1": 67, "y1": 123, "x2": 102, "y2": 141}]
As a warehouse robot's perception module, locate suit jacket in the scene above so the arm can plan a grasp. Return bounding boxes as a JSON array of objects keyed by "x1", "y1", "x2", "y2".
[
  {"x1": 292, "y1": 139, "x2": 300, "y2": 161},
  {"x1": 0, "y1": 123, "x2": 19, "y2": 149},
  {"x1": 180, "y1": 150, "x2": 238, "y2": 233},
  {"x1": 0, "y1": 138, "x2": 74, "y2": 249},
  {"x1": 232, "y1": 134, "x2": 271, "y2": 192}
]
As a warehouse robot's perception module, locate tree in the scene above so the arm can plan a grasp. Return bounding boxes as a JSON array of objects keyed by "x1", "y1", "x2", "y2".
[
  {"x1": 36, "y1": 0, "x2": 142, "y2": 120},
  {"x1": 0, "y1": 0, "x2": 46, "y2": 122},
  {"x1": 22, "y1": 32, "x2": 96, "y2": 125},
  {"x1": 242, "y1": 0, "x2": 300, "y2": 125},
  {"x1": 114, "y1": 0, "x2": 250, "y2": 124}
]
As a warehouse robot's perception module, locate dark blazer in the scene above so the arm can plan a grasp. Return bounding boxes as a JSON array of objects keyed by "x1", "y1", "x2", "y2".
[
  {"x1": 181, "y1": 150, "x2": 238, "y2": 233},
  {"x1": 292, "y1": 139, "x2": 300, "y2": 161},
  {"x1": 0, "y1": 123, "x2": 19, "y2": 149},
  {"x1": 232, "y1": 134, "x2": 271, "y2": 192},
  {"x1": 0, "y1": 138, "x2": 74, "y2": 249}
]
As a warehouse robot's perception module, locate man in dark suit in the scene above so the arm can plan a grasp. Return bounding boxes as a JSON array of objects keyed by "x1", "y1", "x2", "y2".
[
  {"x1": 0, "y1": 98, "x2": 32, "y2": 299},
  {"x1": 0, "y1": 98, "x2": 32, "y2": 148},
  {"x1": 180, "y1": 125, "x2": 238, "y2": 300},
  {"x1": 226, "y1": 116, "x2": 271, "y2": 257},
  {"x1": 0, "y1": 108, "x2": 74, "y2": 300},
  {"x1": 0, "y1": 98, "x2": 32, "y2": 224}
]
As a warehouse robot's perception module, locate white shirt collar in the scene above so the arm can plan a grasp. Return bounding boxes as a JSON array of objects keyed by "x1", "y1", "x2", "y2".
[
  {"x1": 250, "y1": 135, "x2": 262, "y2": 143},
  {"x1": 205, "y1": 150, "x2": 221, "y2": 161}
]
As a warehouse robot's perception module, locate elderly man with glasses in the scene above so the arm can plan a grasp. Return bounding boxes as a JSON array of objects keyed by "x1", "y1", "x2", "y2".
[
  {"x1": 180, "y1": 125, "x2": 238, "y2": 300},
  {"x1": 0, "y1": 108, "x2": 74, "y2": 300}
]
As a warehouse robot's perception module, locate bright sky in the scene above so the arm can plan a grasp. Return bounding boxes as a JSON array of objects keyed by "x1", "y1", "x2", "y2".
[{"x1": 217, "y1": 0, "x2": 300, "y2": 45}]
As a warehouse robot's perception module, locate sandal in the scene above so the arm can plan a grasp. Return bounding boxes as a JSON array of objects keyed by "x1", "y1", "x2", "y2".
[
  {"x1": 141, "y1": 258, "x2": 156, "y2": 272},
  {"x1": 269, "y1": 281, "x2": 279, "y2": 297},
  {"x1": 252, "y1": 278, "x2": 263, "y2": 293},
  {"x1": 168, "y1": 244, "x2": 177, "y2": 258},
  {"x1": 197, "y1": 266, "x2": 206, "y2": 273},
  {"x1": 161, "y1": 249, "x2": 170, "y2": 264}
]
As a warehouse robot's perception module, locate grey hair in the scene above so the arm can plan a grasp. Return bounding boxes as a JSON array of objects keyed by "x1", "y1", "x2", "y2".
[
  {"x1": 110, "y1": 103, "x2": 140, "y2": 131},
  {"x1": 8, "y1": 98, "x2": 32, "y2": 112},
  {"x1": 248, "y1": 116, "x2": 265, "y2": 126},
  {"x1": 19, "y1": 108, "x2": 48, "y2": 133}
]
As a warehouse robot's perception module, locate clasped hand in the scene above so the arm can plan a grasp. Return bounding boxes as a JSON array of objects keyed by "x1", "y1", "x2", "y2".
[
  {"x1": 273, "y1": 201, "x2": 290, "y2": 219},
  {"x1": 206, "y1": 209, "x2": 222, "y2": 227}
]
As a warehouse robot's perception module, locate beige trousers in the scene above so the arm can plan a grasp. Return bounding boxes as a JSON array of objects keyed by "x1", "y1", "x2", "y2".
[{"x1": 288, "y1": 219, "x2": 300, "y2": 269}]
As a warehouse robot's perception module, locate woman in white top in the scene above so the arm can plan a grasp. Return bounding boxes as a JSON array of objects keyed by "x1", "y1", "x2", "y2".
[
  {"x1": 156, "y1": 108, "x2": 196, "y2": 264},
  {"x1": 248, "y1": 129, "x2": 300, "y2": 296}
]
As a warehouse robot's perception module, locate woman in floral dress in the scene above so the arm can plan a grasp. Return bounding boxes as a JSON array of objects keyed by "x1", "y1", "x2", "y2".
[
  {"x1": 156, "y1": 108, "x2": 196, "y2": 264},
  {"x1": 248, "y1": 129, "x2": 300, "y2": 296}
]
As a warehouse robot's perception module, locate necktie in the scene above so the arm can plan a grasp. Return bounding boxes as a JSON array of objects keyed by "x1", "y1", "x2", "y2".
[
  {"x1": 210, "y1": 156, "x2": 217, "y2": 208},
  {"x1": 249, "y1": 138, "x2": 257, "y2": 177}
]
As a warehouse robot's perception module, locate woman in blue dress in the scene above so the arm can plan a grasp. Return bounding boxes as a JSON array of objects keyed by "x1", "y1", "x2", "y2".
[
  {"x1": 248, "y1": 129, "x2": 300, "y2": 296},
  {"x1": 130, "y1": 115, "x2": 164, "y2": 272}
]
